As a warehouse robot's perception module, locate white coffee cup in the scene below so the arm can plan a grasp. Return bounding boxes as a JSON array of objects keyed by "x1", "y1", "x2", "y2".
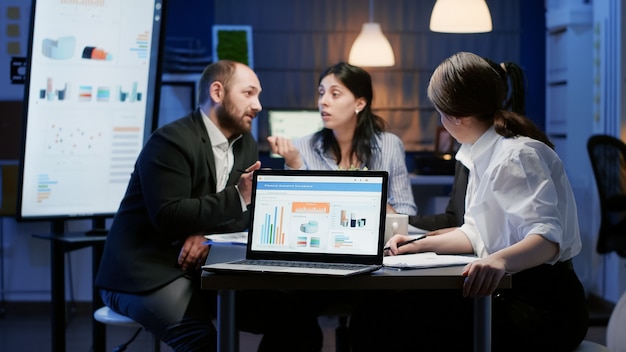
[{"x1": 384, "y1": 213, "x2": 409, "y2": 243}]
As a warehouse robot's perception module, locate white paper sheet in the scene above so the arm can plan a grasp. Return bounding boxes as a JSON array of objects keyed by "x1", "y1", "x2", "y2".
[
  {"x1": 203, "y1": 231, "x2": 248, "y2": 246},
  {"x1": 383, "y1": 252, "x2": 477, "y2": 269}
]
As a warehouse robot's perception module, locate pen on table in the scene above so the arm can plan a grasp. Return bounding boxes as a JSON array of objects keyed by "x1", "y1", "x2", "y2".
[{"x1": 383, "y1": 235, "x2": 426, "y2": 251}]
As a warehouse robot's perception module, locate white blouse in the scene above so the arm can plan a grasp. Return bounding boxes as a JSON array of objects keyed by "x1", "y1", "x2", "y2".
[{"x1": 456, "y1": 127, "x2": 581, "y2": 263}]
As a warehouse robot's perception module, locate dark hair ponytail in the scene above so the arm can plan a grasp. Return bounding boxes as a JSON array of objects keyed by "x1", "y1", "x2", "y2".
[
  {"x1": 502, "y1": 62, "x2": 526, "y2": 116},
  {"x1": 429, "y1": 52, "x2": 553, "y2": 150},
  {"x1": 493, "y1": 110, "x2": 554, "y2": 149}
]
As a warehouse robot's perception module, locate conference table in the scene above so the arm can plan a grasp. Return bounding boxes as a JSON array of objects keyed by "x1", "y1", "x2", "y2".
[{"x1": 201, "y1": 265, "x2": 512, "y2": 352}]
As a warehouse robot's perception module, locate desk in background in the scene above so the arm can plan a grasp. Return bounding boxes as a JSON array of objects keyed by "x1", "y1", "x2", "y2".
[
  {"x1": 201, "y1": 266, "x2": 511, "y2": 352},
  {"x1": 410, "y1": 174, "x2": 454, "y2": 215},
  {"x1": 33, "y1": 232, "x2": 107, "y2": 352},
  {"x1": 409, "y1": 174, "x2": 454, "y2": 186}
]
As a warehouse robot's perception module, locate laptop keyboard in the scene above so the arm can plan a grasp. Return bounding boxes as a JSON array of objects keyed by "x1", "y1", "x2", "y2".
[{"x1": 232, "y1": 259, "x2": 374, "y2": 271}]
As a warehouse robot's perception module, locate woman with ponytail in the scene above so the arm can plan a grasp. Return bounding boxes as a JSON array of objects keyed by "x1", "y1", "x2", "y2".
[
  {"x1": 350, "y1": 52, "x2": 588, "y2": 352},
  {"x1": 410, "y1": 56, "x2": 532, "y2": 232}
]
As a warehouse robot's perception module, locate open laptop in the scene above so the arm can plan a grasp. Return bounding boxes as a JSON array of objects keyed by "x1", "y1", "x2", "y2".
[{"x1": 202, "y1": 169, "x2": 388, "y2": 276}]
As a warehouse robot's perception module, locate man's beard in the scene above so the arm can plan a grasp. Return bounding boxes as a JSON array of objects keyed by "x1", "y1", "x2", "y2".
[{"x1": 215, "y1": 97, "x2": 251, "y2": 136}]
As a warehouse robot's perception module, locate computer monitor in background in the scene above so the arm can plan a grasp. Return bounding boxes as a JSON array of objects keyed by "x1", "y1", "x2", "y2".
[
  {"x1": 267, "y1": 110, "x2": 323, "y2": 158},
  {"x1": 434, "y1": 126, "x2": 458, "y2": 158},
  {"x1": 413, "y1": 126, "x2": 457, "y2": 175}
]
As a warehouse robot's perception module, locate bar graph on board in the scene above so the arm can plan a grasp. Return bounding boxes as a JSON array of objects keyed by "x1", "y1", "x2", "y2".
[
  {"x1": 131, "y1": 31, "x2": 150, "y2": 59},
  {"x1": 36, "y1": 174, "x2": 58, "y2": 203},
  {"x1": 109, "y1": 126, "x2": 141, "y2": 184}
]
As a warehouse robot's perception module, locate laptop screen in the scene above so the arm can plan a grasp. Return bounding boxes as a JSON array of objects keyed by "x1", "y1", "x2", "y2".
[{"x1": 247, "y1": 169, "x2": 388, "y2": 263}]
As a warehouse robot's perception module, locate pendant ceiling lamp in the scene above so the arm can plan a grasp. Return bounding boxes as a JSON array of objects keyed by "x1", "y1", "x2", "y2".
[
  {"x1": 430, "y1": 0, "x2": 493, "y2": 33},
  {"x1": 348, "y1": 0, "x2": 395, "y2": 67}
]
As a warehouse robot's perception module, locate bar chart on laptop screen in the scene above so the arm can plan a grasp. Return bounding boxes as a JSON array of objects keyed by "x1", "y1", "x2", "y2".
[
  {"x1": 251, "y1": 174, "x2": 383, "y2": 254},
  {"x1": 258, "y1": 204, "x2": 286, "y2": 246}
]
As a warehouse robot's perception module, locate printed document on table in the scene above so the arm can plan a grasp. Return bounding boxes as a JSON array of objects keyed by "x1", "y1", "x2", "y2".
[
  {"x1": 204, "y1": 231, "x2": 248, "y2": 246},
  {"x1": 383, "y1": 252, "x2": 478, "y2": 269}
]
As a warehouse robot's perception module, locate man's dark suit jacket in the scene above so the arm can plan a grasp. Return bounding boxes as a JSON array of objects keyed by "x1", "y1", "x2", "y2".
[
  {"x1": 409, "y1": 161, "x2": 468, "y2": 231},
  {"x1": 95, "y1": 109, "x2": 258, "y2": 293}
]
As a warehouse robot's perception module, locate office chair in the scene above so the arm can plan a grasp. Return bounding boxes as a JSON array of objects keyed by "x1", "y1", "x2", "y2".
[
  {"x1": 606, "y1": 290, "x2": 626, "y2": 351},
  {"x1": 571, "y1": 340, "x2": 609, "y2": 351},
  {"x1": 93, "y1": 306, "x2": 161, "y2": 352},
  {"x1": 586, "y1": 135, "x2": 626, "y2": 257}
]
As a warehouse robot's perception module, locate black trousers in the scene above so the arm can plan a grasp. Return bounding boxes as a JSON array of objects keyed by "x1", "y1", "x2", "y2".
[
  {"x1": 100, "y1": 275, "x2": 323, "y2": 352},
  {"x1": 349, "y1": 260, "x2": 589, "y2": 352}
]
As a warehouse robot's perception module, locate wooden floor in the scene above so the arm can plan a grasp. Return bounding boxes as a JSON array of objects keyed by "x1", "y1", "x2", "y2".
[{"x1": 0, "y1": 301, "x2": 609, "y2": 352}]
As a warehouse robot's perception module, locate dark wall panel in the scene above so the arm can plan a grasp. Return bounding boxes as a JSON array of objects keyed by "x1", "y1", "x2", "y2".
[
  {"x1": 0, "y1": 101, "x2": 23, "y2": 160},
  {"x1": 214, "y1": 0, "x2": 524, "y2": 152}
]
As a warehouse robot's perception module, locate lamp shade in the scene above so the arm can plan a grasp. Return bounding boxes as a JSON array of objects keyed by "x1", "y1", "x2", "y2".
[
  {"x1": 348, "y1": 23, "x2": 395, "y2": 67},
  {"x1": 429, "y1": 0, "x2": 492, "y2": 33}
]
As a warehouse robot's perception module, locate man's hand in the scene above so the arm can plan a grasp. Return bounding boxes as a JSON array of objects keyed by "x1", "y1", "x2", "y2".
[
  {"x1": 178, "y1": 234, "x2": 210, "y2": 271},
  {"x1": 237, "y1": 161, "x2": 261, "y2": 205}
]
